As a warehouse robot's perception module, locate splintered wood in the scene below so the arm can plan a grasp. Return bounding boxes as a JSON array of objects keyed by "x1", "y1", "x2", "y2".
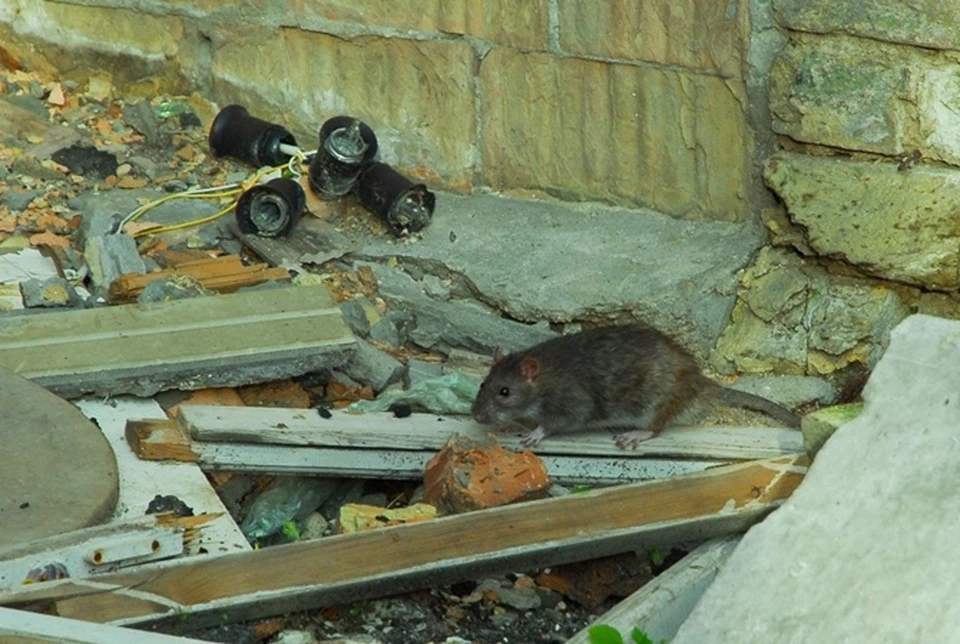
[
  {"x1": 107, "y1": 255, "x2": 290, "y2": 303},
  {"x1": 0, "y1": 456, "x2": 808, "y2": 629}
]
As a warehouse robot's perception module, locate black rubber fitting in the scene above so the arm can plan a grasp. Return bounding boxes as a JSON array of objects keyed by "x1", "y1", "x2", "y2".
[
  {"x1": 355, "y1": 162, "x2": 435, "y2": 237},
  {"x1": 235, "y1": 178, "x2": 306, "y2": 238},
  {"x1": 208, "y1": 105, "x2": 298, "y2": 168},
  {"x1": 308, "y1": 116, "x2": 378, "y2": 200}
]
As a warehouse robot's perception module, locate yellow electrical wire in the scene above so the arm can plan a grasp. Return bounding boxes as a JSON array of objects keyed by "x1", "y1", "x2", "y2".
[{"x1": 123, "y1": 159, "x2": 303, "y2": 239}]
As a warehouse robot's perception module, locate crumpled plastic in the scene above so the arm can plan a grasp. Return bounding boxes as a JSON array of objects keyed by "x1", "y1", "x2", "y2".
[
  {"x1": 240, "y1": 476, "x2": 340, "y2": 541},
  {"x1": 346, "y1": 371, "x2": 480, "y2": 415}
]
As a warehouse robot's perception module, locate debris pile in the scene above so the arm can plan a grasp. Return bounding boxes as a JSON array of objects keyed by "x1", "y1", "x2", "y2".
[{"x1": 0, "y1": 66, "x2": 825, "y2": 644}]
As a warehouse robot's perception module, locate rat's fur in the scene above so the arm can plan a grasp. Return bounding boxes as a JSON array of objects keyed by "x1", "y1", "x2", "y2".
[{"x1": 471, "y1": 323, "x2": 800, "y2": 448}]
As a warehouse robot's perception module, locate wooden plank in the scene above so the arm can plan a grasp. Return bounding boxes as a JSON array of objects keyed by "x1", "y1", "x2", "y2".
[
  {"x1": 107, "y1": 255, "x2": 291, "y2": 303},
  {"x1": 0, "y1": 607, "x2": 206, "y2": 643},
  {"x1": 568, "y1": 537, "x2": 741, "y2": 643},
  {"x1": 179, "y1": 405, "x2": 804, "y2": 460},
  {"x1": 126, "y1": 419, "x2": 198, "y2": 463},
  {"x1": 0, "y1": 514, "x2": 218, "y2": 591},
  {"x1": 77, "y1": 399, "x2": 250, "y2": 557},
  {"x1": 0, "y1": 285, "x2": 355, "y2": 398},
  {"x1": 128, "y1": 418, "x2": 727, "y2": 485},
  {"x1": 0, "y1": 455, "x2": 807, "y2": 629}
]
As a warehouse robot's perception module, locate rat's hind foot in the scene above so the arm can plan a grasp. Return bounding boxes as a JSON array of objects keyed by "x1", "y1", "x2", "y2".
[{"x1": 614, "y1": 429, "x2": 654, "y2": 449}]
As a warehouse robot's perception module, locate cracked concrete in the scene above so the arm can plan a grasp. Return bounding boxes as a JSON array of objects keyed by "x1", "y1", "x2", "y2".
[{"x1": 351, "y1": 192, "x2": 767, "y2": 356}]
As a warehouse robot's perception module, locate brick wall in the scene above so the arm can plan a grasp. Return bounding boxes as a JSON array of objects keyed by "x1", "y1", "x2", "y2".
[{"x1": 0, "y1": 0, "x2": 755, "y2": 222}]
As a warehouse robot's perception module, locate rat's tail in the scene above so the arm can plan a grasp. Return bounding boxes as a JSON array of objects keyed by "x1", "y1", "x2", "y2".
[{"x1": 714, "y1": 386, "x2": 801, "y2": 428}]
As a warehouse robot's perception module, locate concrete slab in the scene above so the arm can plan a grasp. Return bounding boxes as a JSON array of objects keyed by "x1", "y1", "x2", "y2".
[
  {"x1": 674, "y1": 314, "x2": 960, "y2": 642},
  {"x1": 0, "y1": 368, "x2": 118, "y2": 548},
  {"x1": 353, "y1": 193, "x2": 766, "y2": 355},
  {"x1": 0, "y1": 285, "x2": 356, "y2": 398}
]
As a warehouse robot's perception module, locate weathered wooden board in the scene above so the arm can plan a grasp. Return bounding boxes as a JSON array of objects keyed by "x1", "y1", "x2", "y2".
[
  {"x1": 0, "y1": 456, "x2": 807, "y2": 630},
  {"x1": 178, "y1": 405, "x2": 805, "y2": 460},
  {"x1": 0, "y1": 606, "x2": 207, "y2": 643},
  {"x1": 107, "y1": 255, "x2": 290, "y2": 303},
  {"x1": 127, "y1": 418, "x2": 727, "y2": 485},
  {"x1": 0, "y1": 513, "x2": 217, "y2": 591}
]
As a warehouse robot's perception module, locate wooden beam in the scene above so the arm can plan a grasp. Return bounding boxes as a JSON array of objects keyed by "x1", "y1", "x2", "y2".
[
  {"x1": 107, "y1": 256, "x2": 291, "y2": 303},
  {"x1": 568, "y1": 536, "x2": 741, "y2": 643},
  {"x1": 0, "y1": 455, "x2": 807, "y2": 629},
  {"x1": 127, "y1": 418, "x2": 727, "y2": 485},
  {"x1": 0, "y1": 514, "x2": 219, "y2": 591},
  {"x1": 0, "y1": 607, "x2": 207, "y2": 643},
  {"x1": 178, "y1": 405, "x2": 804, "y2": 460}
]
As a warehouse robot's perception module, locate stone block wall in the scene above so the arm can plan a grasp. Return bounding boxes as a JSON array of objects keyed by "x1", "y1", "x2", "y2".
[
  {"x1": 711, "y1": 0, "x2": 960, "y2": 379},
  {"x1": 763, "y1": 0, "x2": 960, "y2": 294},
  {"x1": 0, "y1": 0, "x2": 755, "y2": 222}
]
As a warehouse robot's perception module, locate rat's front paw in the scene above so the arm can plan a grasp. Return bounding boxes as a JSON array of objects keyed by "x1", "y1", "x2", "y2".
[
  {"x1": 520, "y1": 426, "x2": 546, "y2": 448},
  {"x1": 614, "y1": 429, "x2": 654, "y2": 450}
]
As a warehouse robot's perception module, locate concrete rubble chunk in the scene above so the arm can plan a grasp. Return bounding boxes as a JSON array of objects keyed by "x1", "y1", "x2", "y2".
[
  {"x1": 20, "y1": 277, "x2": 81, "y2": 308},
  {"x1": 341, "y1": 339, "x2": 404, "y2": 394},
  {"x1": 84, "y1": 233, "x2": 147, "y2": 289},
  {"x1": 338, "y1": 297, "x2": 375, "y2": 338},
  {"x1": 674, "y1": 314, "x2": 960, "y2": 642},
  {"x1": 365, "y1": 261, "x2": 556, "y2": 356},
  {"x1": 1, "y1": 188, "x2": 41, "y2": 212},
  {"x1": 355, "y1": 193, "x2": 765, "y2": 356},
  {"x1": 0, "y1": 285, "x2": 356, "y2": 398}
]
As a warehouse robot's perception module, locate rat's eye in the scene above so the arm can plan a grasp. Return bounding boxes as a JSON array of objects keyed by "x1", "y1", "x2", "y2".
[{"x1": 499, "y1": 387, "x2": 510, "y2": 397}]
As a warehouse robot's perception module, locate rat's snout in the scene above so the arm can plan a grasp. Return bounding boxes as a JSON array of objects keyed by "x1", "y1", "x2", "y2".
[{"x1": 472, "y1": 400, "x2": 491, "y2": 425}]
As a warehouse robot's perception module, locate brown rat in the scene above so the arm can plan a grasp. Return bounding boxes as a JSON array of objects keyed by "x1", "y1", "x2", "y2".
[{"x1": 471, "y1": 323, "x2": 801, "y2": 449}]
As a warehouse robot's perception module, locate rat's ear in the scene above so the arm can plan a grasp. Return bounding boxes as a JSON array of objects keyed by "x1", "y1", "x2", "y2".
[
  {"x1": 493, "y1": 346, "x2": 505, "y2": 363},
  {"x1": 519, "y1": 357, "x2": 540, "y2": 381}
]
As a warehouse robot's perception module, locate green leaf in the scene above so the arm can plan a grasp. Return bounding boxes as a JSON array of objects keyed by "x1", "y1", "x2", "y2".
[
  {"x1": 281, "y1": 520, "x2": 301, "y2": 541},
  {"x1": 630, "y1": 628, "x2": 655, "y2": 644},
  {"x1": 588, "y1": 624, "x2": 625, "y2": 644},
  {"x1": 570, "y1": 485, "x2": 592, "y2": 494},
  {"x1": 648, "y1": 546, "x2": 663, "y2": 567}
]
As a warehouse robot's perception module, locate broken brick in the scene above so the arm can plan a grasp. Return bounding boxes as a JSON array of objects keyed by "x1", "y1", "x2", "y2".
[
  {"x1": 537, "y1": 552, "x2": 652, "y2": 610},
  {"x1": 423, "y1": 435, "x2": 551, "y2": 515},
  {"x1": 28, "y1": 231, "x2": 71, "y2": 248},
  {"x1": 238, "y1": 379, "x2": 311, "y2": 409},
  {"x1": 167, "y1": 387, "x2": 245, "y2": 420}
]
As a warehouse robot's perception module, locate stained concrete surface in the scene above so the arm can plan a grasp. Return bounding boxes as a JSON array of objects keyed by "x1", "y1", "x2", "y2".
[
  {"x1": 674, "y1": 314, "x2": 960, "y2": 642},
  {"x1": 0, "y1": 368, "x2": 118, "y2": 547},
  {"x1": 354, "y1": 192, "x2": 767, "y2": 356}
]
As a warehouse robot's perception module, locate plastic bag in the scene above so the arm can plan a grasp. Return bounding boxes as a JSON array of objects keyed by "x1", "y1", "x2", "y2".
[
  {"x1": 240, "y1": 476, "x2": 340, "y2": 541},
  {"x1": 346, "y1": 371, "x2": 480, "y2": 415}
]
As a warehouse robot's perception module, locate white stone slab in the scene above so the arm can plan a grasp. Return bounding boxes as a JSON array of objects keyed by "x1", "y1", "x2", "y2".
[{"x1": 674, "y1": 314, "x2": 960, "y2": 642}]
